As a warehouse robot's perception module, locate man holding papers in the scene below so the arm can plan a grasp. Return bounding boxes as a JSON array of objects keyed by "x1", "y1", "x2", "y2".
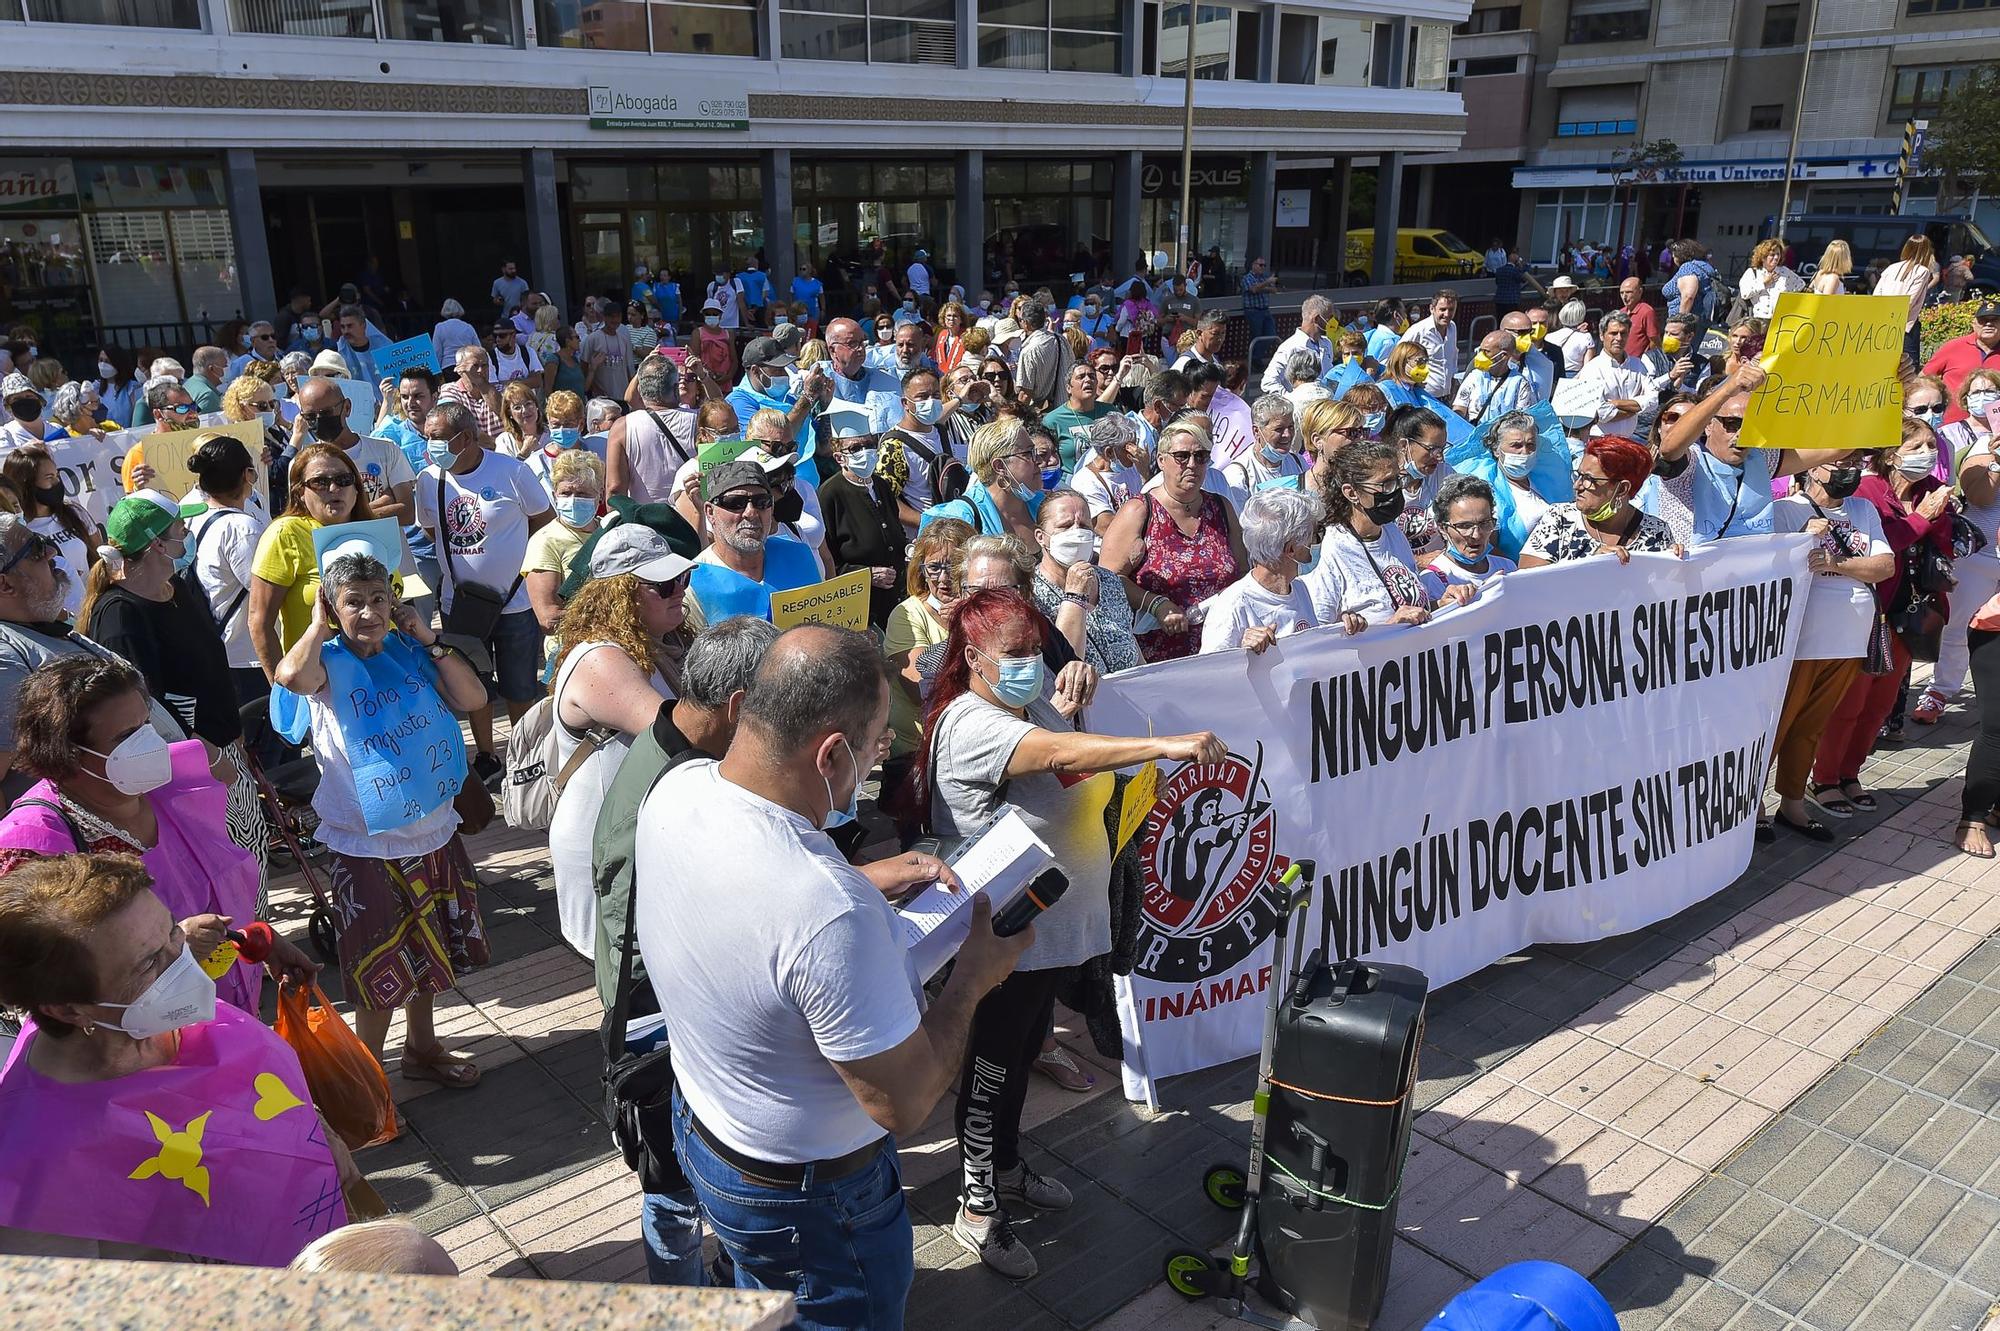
[{"x1": 634, "y1": 625, "x2": 1029, "y2": 1329}]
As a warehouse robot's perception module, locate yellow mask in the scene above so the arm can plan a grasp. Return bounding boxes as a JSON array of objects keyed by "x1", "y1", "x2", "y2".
[
  {"x1": 1514, "y1": 333, "x2": 1534, "y2": 354},
  {"x1": 1531, "y1": 323, "x2": 1547, "y2": 342},
  {"x1": 1472, "y1": 351, "x2": 1494, "y2": 372},
  {"x1": 1407, "y1": 363, "x2": 1430, "y2": 384},
  {"x1": 1344, "y1": 353, "x2": 1358, "y2": 365},
  {"x1": 1660, "y1": 334, "x2": 1682, "y2": 354}
]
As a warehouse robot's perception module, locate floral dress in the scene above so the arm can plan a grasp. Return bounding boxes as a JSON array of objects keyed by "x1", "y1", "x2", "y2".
[
  {"x1": 1135, "y1": 493, "x2": 1241, "y2": 661},
  {"x1": 1523, "y1": 503, "x2": 1676, "y2": 562}
]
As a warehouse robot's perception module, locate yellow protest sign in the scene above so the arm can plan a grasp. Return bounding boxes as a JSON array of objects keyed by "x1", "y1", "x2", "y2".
[
  {"x1": 1740, "y1": 293, "x2": 1905, "y2": 450},
  {"x1": 769, "y1": 568, "x2": 871, "y2": 631},
  {"x1": 1115, "y1": 760, "x2": 1159, "y2": 855},
  {"x1": 121, "y1": 419, "x2": 267, "y2": 497}
]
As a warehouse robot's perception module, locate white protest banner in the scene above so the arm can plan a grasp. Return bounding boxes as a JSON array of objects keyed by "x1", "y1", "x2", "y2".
[
  {"x1": 1089, "y1": 537, "x2": 1812, "y2": 1105},
  {"x1": 44, "y1": 429, "x2": 136, "y2": 525}
]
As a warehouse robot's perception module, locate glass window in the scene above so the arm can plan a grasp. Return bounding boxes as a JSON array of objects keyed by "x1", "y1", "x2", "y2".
[
  {"x1": 1161, "y1": 2, "x2": 1230, "y2": 80},
  {"x1": 1051, "y1": 0, "x2": 1114, "y2": 28},
  {"x1": 781, "y1": 9, "x2": 867, "y2": 58},
  {"x1": 870, "y1": 15, "x2": 954, "y2": 59},
  {"x1": 876, "y1": 0, "x2": 950, "y2": 16},
  {"x1": 87, "y1": 212, "x2": 181, "y2": 328},
  {"x1": 1907, "y1": 0, "x2": 1996, "y2": 11},
  {"x1": 1889, "y1": 64, "x2": 1978, "y2": 119},
  {"x1": 981, "y1": 0, "x2": 1119, "y2": 70},
  {"x1": 980, "y1": 24, "x2": 1046, "y2": 65},
  {"x1": 1454, "y1": 4, "x2": 1519, "y2": 33},
  {"x1": 1313, "y1": 16, "x2": 1372, "y2": 87},
  {"x1": 539, "y1": 0, "x2": 644, "y2": 47},
  {"x1": 571, "y1": 163, "x2": 650, "y2": 202},
  {"x1": 28, "y1": 0, "x2": 199, "y2": 23},
  {"x1": 1408, "y1": 21, "x2": 1449, "y2": 90},
  {"x1": 651, "y1": 0, "x2": 761, "y2": 54},
  {"x1": 170, "y1": 211, "x2": 238, "y2": 323},
  {"x1": 232, "y1": 0, "x2": 375, "y2": 34},
  {"x1": 1565, "y1": 5, "x2": 1648, "y2": 43},
  {"x1": 1759, "y1": 2, "x2": 1796, "y2": 44},
  {"x1": 80, "y1": 162, "x2": 227, "y2": 209},
  {"x1": 380, "y1": 0, "x2": 518, "y2": 41},
  {"x1": 1747, "y1": 104, "x2": 1782, "y2": 131},
  {"x1": 979, "y1": 0, "x2": 1045, "y2": 23},
  {"x1": 986, "y1": 160, "x2": 1026, "y2": 193}
]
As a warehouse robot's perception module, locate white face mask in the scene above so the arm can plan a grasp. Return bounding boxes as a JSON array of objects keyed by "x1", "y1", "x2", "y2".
[
  {"x1": 1047, "y1": 526, "x2": 1099, "y2": 567},
  {"x1": 80, "y1": 726, "x2": 173, "y2": 796},
  {"x1": 1897, "y1": 449, "x2": 1938, "y2": 478},
  {"x1": 1499, "y1": 451, "x2": 1536, "y2": 479},
  {"x1": 843, "y1": 447, "x2": 879, "y2": 478},
  {"x1": 93, "y1": 944, "x2": 216, "y2": 1039},
  {"x1": 97, "y1": 359, "x2": 116, "y2": 380}
]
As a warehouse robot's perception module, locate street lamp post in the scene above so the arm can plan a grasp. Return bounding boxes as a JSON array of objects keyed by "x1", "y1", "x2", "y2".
[
  {"x1": 1775, "y1": 0, "x2": 1821, "y2": 242},
  {"x1": 1178, "y1": 3, "x2": 1196, "y2": 273}
]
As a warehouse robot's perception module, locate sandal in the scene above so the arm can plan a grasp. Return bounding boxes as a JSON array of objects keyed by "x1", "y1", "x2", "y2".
[
  {"x1": 1911, "y1": 690, "x2": 1947, "y2": 725},
  {"x1": 1033, "y1": 1046, "x2": 1098, "y2": 1093},
  {"x1": 401, "y1": 1044, "x2": 481, "y2": 1089},
  {"x1": 1809, "y1": 784, "x2": 1857, "y2": 819},
  {"x1": 1775, "y1": 811, "x2": 1835, "y2": 843},
  {"x1": 1838, "y1": 782, "x2": 1877, "y2": 812},
  {"x1": 1755, "y1": 818, "x2": 1776, "y2": 844},
  {"x1": 1954, "y1": 820, "x2": 1995, "y2": 859}
]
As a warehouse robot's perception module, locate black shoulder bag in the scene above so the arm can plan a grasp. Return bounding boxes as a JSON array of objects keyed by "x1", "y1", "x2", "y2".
[
  {"x1": 437, "y1": 471, "x2": 524, "y2": 643},
  {"x1": 600, "y1": 748, "x2": 707, "y2": 1196}
]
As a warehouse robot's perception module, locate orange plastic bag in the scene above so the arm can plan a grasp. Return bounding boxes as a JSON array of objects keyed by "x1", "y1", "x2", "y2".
[{"x1": 274, "y1": 982, "x2": 399, "y2": 1150}]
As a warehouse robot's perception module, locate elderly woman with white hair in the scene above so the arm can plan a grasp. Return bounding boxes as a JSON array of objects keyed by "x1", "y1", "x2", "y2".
[
  {"x1": 920, "y1": 416, "x2": 1045, "y2": 544},
  {"x1": 1544, "y1": 299, "x2": 1594, "y2": 374},
  {"x1": 1068, "y1": 412, "x2": 1146, "y2": 533},
  {"x1": 44, "y1": 381, "x2": 107, "y2": 438},
  {"x1": 432, "y1": 297, "x2": 480, "y2": 370},
  {"x1": 1285, "y1": 349, "x2": 1332, "y2": 413},
  {"x1": 276, "y1": 351, "x2": 312, "y2": 412},
  {"x1": 1199, "y1": 487, "x2": 1322, "y2": 654},
  {"x1": 272, "y1": 543, "x2": 490, "y2": 1084},
  {"x1": 1224, "y1": 394, "x2": 1308, "y2": 493}
]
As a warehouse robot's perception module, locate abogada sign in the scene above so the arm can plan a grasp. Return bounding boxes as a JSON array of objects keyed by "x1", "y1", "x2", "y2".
[{"x1": 588, "y1": 80, "x2": 749, "y2": 131}]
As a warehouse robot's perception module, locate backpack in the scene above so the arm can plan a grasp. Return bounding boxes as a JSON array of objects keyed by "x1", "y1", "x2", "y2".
[
  {"x1": 500, "y1": 645, "x2": 618, "y2": 831},
  {"x1": 175, "y1": 510, "x2": 250, "y2": 634}
]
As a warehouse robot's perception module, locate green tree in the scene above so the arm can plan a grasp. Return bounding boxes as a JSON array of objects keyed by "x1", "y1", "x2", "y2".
[{"x1": 1919, "y1": 67, "x2": 2000, "y2": 209}]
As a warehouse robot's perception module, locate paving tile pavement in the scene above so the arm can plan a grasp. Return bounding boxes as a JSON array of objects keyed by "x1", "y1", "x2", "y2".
[{"x1": 257, "y1": 683, "x2": 2000, "y2": 1329}]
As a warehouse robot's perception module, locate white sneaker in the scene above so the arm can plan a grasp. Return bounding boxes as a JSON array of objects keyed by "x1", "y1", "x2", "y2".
[{"x1": 951, "y1": 1209, "x2": 1038, "y2": 1280}]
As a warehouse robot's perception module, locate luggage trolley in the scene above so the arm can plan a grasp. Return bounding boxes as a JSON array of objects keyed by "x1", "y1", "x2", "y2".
[{"x1": 1163, "y1": 864, "x2": 1429, "y2": 1330}]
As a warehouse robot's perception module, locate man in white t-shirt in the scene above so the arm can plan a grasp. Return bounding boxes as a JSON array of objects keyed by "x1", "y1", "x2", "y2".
[
  {"x1": 1259, "y1": 294, "x2": 1336, "y2": 396},
  {"x1": 883, "y1": 366, "x2": 950, "y2": 534},
  {"x1": 294, "y1": 377, "x2": 418, "y2": 545},
  {"x1": 415, "y1": 398, "x2": 553, "y2": 780},
  {"x1": 634, "y1": 626, "x2": 1027, "y2": 1328},
  {"x1": 487, "y1": 321, "x2": 543, "y2": 386},
  {"x1": 905, "y1": 248, "x2": 933, "y2": 301},
  {"x1": 707, "y1": 269, "x2": 747, "y2": 331}
]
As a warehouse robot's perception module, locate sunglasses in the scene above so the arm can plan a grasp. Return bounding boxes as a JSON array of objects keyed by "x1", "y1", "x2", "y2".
[
  {"x1": 251, "y1": 398, "x2": 277, "y2": 410},
  {"x1": 302, "y1": 474, "x2": 357, "y2": 493},
  {"x1": 640, "y1": 572, "x2": 691, "y2": 597},
  {"x1": 1163, "y1": 449, "x2": 1212, "y2": 466},
  {"x1": 712, "y1": 491, "x2": 774, "y2": 513},
  {"x1": 981, "y1": 371, "x2": 1009, "y2": 382},
  {"x1": 163, "y1": 401, "x2": 197, "y2": 416},
  {"x1": 1712, "y1": 416, "x2": 1744, "y2": 433},
  {"x1": 0, "y1": 530, "x2": 57, "y2": 574}
]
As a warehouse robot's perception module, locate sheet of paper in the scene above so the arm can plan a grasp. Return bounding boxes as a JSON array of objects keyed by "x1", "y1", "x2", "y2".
[{"x1": 898, "y1": 809, "x2": 1053, "y2": 981}]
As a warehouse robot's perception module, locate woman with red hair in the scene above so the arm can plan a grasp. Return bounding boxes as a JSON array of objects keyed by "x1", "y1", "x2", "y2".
[
  {"x1": 916, "y1": 587, "x2": 1222, "y2": 1281},
  {"x1": 1517, "y1": 435, "x2": 1678, "y2": 567}
]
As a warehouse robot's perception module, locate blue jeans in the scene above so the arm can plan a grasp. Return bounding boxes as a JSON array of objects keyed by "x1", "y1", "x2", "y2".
[
  {"x1": 671, "y1": 1090, "x2": 912, "y2": 1331},
  {"x1": 626, "y1": 1027, "x2": 706, "y2": 1288}
]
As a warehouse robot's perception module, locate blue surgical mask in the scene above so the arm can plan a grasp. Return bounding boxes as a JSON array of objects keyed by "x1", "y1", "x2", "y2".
[
  {"x1": 1967, "y1": 390, "x2": 1999, "y2": 419},
  {"x1": 980, "y1": 649, "x2": 1045, "y2": 708},
  {"x1": 821, "y1": 739, "x2": 860, "y2": 830},
  {"x1": 1298, "y1": 536, "x2": 1322, "y2": 577},
  {"x1": 1011, "y1": 481, "x2": 1039, "y2": 503},
  {"x1": 1261, "y1": 445, "x2": 1287, "y2": 465},
  {"x1": 1445, "y1": 545, "x2": 1487, "y2": 569},
  {"x1": 1363, "y1": 412, "x2": 1385, "y2": 435},
  {"x1": 426, "y1": 437, "x2": 455, "y2": 467},
  {"x1": 1041, "y1": 466, "x2": 1062, "y2": 490},
  {"x1": 1403, "y1": 460, "x2": 1427, "y2": 486},
  {"x1": 1499, "y1": 451, "x2": 1535, "y2": 479},
  {"x1": 555, "y1": 495, "x2": 596, "y2": 528},
  {"x1": 167, "y1": 536, "x2": 195, "y2": 575},
  {"x1": 550, "y1": 426, "x2": 581, "y2": 449},
  {"x1": 912, "y1": 398, "x2": 944, "y2": 426},
  {"x1": 844, "y1": 447, "x2": 879, "y2": 478}
]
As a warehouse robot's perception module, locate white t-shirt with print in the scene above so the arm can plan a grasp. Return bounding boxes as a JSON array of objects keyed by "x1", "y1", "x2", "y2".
[
  {"x1": 415, "y1": 450, "x2": 552, "y2": 615},
  {"x1": 1071, "y1": 461, "x2": 1143, "y2": 519},
  {"x1": 1419, "y1": 550, "x2": 1515, "y2": 603},
  {"x1": 1301, "y1": 521, "x2": 1424, "y2": 626},
  {"x1": 1198, "y1": 572, "x2": 1318, "y2": 653},
  {"x1": 635, "y1": 760, "x2": 921, "y2": 1162},
  {"x1": 1770, "y1": 494, "x2": 1887, "y2": 661},
  {"x1": 343, "y1": 435, "x2": 418, "y2": 573}
]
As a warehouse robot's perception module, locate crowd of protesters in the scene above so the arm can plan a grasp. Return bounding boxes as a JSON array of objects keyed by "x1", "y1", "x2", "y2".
[{"x1": 0, "y1": 228, "x2": 1992, "y2": 1327}]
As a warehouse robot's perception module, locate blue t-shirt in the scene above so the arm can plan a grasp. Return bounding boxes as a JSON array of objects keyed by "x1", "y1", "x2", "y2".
[
  {"x1": 1690, "y1": 446, "x2": 1775, "y2": 543},
  {"x1": 740, "y1": 270, "x2": 773, "y2": 308},
  {"x1": 650, "y1": 280, "x2": 683, "y2": 324},
  {"x1": 687, "y1": 536, "x2": 821, "y2": 621},
  {"x1": 791, "y1": 276, "x2": 824, "y2": 322},
  {"x1": 1666, "y1": 259, "x2": 1720, "y2": 322},
  {"x1": 1365, "y1": 325, "x2": 1400, "y2": 362}
]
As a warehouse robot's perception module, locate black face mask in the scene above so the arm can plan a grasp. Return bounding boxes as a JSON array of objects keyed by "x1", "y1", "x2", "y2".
[
  {"x1": 773, "y1": 488, "x2": 804, "y2": 524},
  {"x1": 1820, "y1": 467, "x2": 1863, "y2": 502},
  {"x1": 8, "y1": 399, "x2": 39, "y2": 422},
  {"x1": 1358, "y1": 488, "x2": 1406, "y2": 525},
  {"x1": 33, "y1": 483, "x2": 63, "y2": 508},
  {"x1": 307, "y1": 409, "x2": 347, "y2": 444}
]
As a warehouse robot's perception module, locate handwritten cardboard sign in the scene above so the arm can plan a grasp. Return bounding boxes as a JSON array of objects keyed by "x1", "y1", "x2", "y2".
[
  {"x1": 1742, "y1": 293, "x2": 1905, "y2": 450},
  {"x1": 769, "y1": 568, "x2": 870, "y2": 631}
]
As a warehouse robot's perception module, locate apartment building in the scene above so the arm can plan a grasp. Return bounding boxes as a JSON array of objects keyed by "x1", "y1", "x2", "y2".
[
  {"x1": 0, "y1": 0, "x2": 1468, "y2": 353},
  {"x1": 1414, "y1": 0, "x2": 2000, "y2": 268}
]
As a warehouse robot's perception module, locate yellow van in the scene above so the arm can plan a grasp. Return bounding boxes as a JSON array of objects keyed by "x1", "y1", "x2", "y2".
[{"x1": 1343, "y1": 229, "x2": 1484, "y2": 286}]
